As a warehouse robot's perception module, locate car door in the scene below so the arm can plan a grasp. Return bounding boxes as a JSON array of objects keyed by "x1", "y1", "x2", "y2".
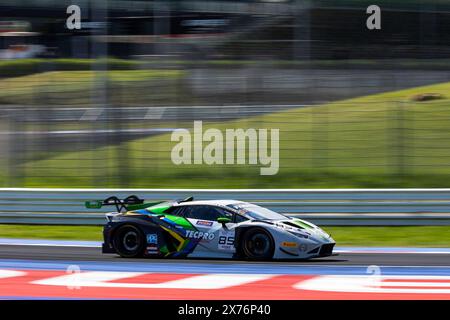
[{"x1": 183, "y1": 205, "x2": 236, "y2": 258}]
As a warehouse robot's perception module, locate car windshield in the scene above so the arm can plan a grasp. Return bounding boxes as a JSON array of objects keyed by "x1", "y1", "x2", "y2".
[{"x1": 227, "y1": 203, "x2": 287, "y2": 220}]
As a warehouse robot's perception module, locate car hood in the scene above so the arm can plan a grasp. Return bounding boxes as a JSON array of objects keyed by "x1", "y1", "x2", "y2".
[{"x1": 271, "y1": 218, "x2": 334, "y2": 242}]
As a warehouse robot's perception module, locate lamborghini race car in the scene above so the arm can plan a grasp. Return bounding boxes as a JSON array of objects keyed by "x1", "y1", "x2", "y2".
[{"x1": 86, "y1": 195, "x2": 336, "y2": 260}]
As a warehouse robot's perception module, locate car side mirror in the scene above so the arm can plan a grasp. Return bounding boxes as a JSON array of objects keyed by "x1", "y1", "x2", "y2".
[{"x1": 217, "y1": 217, "x2": 231, "y2": 226}]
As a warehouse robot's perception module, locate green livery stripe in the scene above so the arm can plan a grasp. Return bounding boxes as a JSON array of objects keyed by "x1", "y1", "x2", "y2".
[
  {"x1": 162, "y1": 215, "x2": 197, "y2": 255},
  {"x1": 160, "y1": 245, "x2": 169, "y2": 255},
  {"x1": 179, "y1": 238, "x2": 192, "y2": 251},
  {"x1": 164, "y1": 214, "x2": 196, "y2": 230},
  {"x1": 144, "y1": 203, "x2": 198, "y2": 255},
  {"x1": 147, "y1": 203, "x2": 171, "y2": 214},
  {"x1": 145, "y1": 203, "x2": 195, "y2": 231},
  {"x1": 127, "y1": 201, "x2": 164, "y2": 211}
]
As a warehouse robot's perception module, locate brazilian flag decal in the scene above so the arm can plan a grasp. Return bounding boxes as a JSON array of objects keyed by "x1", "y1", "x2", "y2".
[{"x1": 157, "y1": 214, "x2": 199, "y2": 257}]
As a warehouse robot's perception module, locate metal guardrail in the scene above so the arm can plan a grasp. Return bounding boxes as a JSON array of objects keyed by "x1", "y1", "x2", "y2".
[{"x1": 0, "y1": 188, "x2": 450, "y2": 226}]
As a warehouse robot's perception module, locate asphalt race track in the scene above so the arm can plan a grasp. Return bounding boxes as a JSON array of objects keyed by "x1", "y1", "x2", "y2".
[
  {"x1": 0, "y1": 244, "x2": 449, "y2": 266},
  {"x1": 0, "y1": 241, "x2": 449, "y2": 299}
]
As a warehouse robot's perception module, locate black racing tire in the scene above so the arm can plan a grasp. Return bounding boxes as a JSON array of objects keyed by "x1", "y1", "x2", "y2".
[
  {"x1": 241, "y1": 227, "x2": 275, "y2": 260},
  {"x1": 113, "y1": 224, "x2": 145, "y2": 258}
]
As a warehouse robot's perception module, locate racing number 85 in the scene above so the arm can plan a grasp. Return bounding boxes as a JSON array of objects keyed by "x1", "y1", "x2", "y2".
[{"x1": 218, "y1": 236, "x2": 234, "y2": 245}]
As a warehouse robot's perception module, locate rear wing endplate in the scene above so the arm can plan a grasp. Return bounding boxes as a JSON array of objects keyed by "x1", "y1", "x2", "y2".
[{"x1": 85, "y1": 195, "x2": 146, "y2": 213}]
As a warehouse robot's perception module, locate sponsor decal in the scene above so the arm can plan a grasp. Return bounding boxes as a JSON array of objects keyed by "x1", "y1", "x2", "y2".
[
  {"x1": 196, "y1": 220, "x2": 213, "y2": 227},
  {"x1": 185, "y1": 230, "x2": 215, "y2": 241},
  {"x1": 282, "y1": 241, "x2": 298, "y2": 248},
  {"x1": 146, "y1": 234, "x2": 158, "y2": 244},
  {"x1": 146, "y1": 245, "x2": 159, "y2": 255},
  {"x1": 218, "y1": 230, "x2": 235, "y2": 251}
]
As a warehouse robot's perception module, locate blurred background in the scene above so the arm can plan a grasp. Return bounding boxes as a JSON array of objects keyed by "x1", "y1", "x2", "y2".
[{"x1": 1, "y1": 0, "x2": 450, "y2": 189}]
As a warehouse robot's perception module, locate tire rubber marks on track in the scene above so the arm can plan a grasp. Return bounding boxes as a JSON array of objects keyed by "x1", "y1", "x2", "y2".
[
  {"x1": 32, "y1": 271, "x2": 273, "y2": 289},
  {"x1": 295, "y1": 275, "x2": 450, "y2": 294}
]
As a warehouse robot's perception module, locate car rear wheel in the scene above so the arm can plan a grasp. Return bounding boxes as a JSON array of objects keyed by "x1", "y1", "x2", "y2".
[
  {"x1": 113, "y1": 225, "x2": 145, "y2": 258},
  {"x1": 242, "y1": 228, "x2": 274, "y2": 260}
]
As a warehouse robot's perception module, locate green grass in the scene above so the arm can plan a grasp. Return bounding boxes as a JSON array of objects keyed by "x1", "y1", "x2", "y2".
[
  {"x1": 13, "y1": 80, "x2": 450, "y2": 188},
  {"x1": 0, "y1": 58, "x2": 144, "y2": 77},
  {"x1": 0, "y1": 225, "x2": 102, "y2": 241},
  {"x1": 323, "y1": 226, "x2": 450, "y2": 247},
  {"x1": 0, "y1": 70, "x2": 184, "y2": 105},
  {"x1": 0, "y1": 225, "x2": 448, "y2": 247},
  {"x1": 3, "y1": 58, "x2": 450, "y2": 74}
]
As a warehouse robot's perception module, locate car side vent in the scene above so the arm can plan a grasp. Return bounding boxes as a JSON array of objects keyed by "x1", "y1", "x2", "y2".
[{"x1": 282, "y1": 221, "x2": 304, "y2": 229}]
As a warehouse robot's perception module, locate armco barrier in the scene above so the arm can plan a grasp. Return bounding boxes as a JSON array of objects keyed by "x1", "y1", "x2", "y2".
[{"x1": 0, "y1": 188, "x2": 449, "y2": 226}]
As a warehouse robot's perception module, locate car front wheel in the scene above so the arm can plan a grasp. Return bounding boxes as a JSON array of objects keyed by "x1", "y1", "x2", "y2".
[{"x1": 241, "y1": 228, "x2": 274, "y2": 260}]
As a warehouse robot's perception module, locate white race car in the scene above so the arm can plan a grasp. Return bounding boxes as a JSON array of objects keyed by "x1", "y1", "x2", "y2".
[{"x1": 90, "y1": 196, "x2": 336, "y2": 260}]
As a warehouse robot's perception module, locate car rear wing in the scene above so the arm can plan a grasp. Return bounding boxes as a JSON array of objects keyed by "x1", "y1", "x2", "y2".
[
  {"x1": 85, "y1": 195, "x2": 194, "y2": 213},
  {"x1": 85, "y1": 195, "x2": 163, "y2": 213}
]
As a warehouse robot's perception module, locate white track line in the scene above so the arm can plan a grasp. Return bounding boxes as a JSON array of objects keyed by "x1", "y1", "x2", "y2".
[{"x1": 32, "y1": 272, "x2": 273, "y2": 289}]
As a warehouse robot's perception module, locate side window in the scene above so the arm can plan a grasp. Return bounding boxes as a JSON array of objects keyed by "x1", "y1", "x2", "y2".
[
  {"x1": 183, "y1": 206, "x2": 209, "y2": 220},
  {"x1": 184, "y1": 205, "x2": 233, "y2": 221},
  {"x1": 234, "y1": 214, "x2": 248, "y2": 223}
]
